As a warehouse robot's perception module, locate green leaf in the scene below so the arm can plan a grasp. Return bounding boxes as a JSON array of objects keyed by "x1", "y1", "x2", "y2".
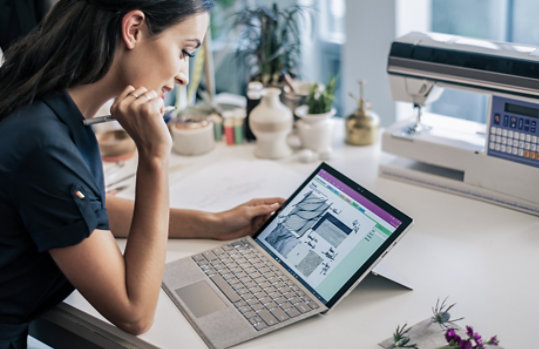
[
  {"x1": 307, "y1": 75, "x2": 338, "y2": 114},
  {"x1": 232, "y1": 2, "x2": 309, "y2": 82}
]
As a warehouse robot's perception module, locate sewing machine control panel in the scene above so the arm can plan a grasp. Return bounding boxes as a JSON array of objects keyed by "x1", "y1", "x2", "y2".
[{"x1": 488, "y1": 96, "x2": 539, "y2": 168}]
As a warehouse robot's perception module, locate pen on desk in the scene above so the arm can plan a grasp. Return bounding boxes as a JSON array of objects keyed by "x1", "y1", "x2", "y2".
[{"x1": 83, "y1": 106, "x2": 177, "y2": 126}]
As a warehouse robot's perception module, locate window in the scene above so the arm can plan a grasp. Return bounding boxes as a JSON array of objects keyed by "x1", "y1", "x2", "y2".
[
  {"x1": 317, "y1": 0, "x2": 346, "y2": 115},
  {"x1": 206, "y1": 0, "x2": 345, "y2": 115},
  {"x1": 298, "y1": 0, "x2": 345, "y2": 114},
  {"x1": 318, "y1": 0, "x2": 346, "y2": 43},
  {"x1": 429, "y1": 0, "x2": 539, "y2": 124}
]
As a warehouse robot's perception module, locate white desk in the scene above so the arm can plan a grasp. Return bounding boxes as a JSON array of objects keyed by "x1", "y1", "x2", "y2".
[{"x1": 31, "y1": 122, "x2": 539, "y2": 348}]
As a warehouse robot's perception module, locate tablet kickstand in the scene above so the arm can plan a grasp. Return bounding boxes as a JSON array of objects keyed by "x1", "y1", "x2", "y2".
[{"x1": 370, "y1": 263, "x2": 413, "y2": 290}]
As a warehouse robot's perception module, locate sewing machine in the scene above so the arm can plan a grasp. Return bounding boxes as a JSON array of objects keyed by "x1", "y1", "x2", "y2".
[{"x1": 381, "y1": 32, "x2": 539, "y2": 216}]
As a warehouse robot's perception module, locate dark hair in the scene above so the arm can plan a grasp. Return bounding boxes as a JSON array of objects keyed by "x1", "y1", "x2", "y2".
[{"x1": 0, "y1": 0, "x2": 214, "y2": 120}]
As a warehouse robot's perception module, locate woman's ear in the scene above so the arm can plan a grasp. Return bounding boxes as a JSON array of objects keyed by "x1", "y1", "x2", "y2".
[{"x1": 121, "y1": 10, "x2": 146, "y2": 50}]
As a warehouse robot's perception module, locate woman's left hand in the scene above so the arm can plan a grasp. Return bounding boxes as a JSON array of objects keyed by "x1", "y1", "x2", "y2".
[{"x1": 211, "y1": 197, "x2": 285, "y2": 240}]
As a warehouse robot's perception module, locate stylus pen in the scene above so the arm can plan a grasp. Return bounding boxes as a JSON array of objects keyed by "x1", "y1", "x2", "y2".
[{"x1": 83, "y1": 106, "x2": 177, "y2": 126}]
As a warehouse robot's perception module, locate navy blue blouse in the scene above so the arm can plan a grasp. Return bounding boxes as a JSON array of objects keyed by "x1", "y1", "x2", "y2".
[{"x1": 0, "y1": 91, "x2": 109, "y2": 347}]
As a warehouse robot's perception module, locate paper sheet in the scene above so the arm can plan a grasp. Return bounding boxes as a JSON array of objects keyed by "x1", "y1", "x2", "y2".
[{"x1": 169, "y1": 160, "x2": 304, "y2": 212}]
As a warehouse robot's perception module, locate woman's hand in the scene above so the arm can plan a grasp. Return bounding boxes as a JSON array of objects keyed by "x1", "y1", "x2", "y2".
[
  {"x1": 110, "y1": 85, "x2": 172, "y2": 161},
  {"x1": 210, "y1": 197, "x2": 285, "y2": 240}
]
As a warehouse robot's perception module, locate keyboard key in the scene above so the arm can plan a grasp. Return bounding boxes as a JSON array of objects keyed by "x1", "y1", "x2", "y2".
[
  {"x1": 258, "y1": 309, "x2": 279, "y2": 326},
  {"x1": 230, "y1": 240, "x2": 246, "y2": 247},
  {"x1": 287, "y1": 296, "x2": 298, "y2": 304},
  {"x1": 249, "y1": 315, "x2": 263, "y2": 325},
  {"x1": 264, "y1": 301, "x2": 278, "y2": 310},
  {"x1": 203, "y1": 250, "x2": 218, "y2": 261},
  {"x1": 250, "y1": 286, "x2": 262, "y2": 294},
  {"x1": 270, "y1": 307, "x2": 290, "y2": 322},
  {"x1": 251, "y1": 319, "x2": 267, "y2": 331},
  {"x1": 274, "y1": 297, "x2": 285, "y2": 305},
  {"x1": 259, "y1": 267, "x2": 270, "y2": 274},
  {"x1": 210, "y1": 274, "x2": 241, "y2": 303},
  {"x1": 254, "y1": 276, "x2": 267, "y2": 285},
  {"x1": 245, "y1": 295, "x2": 257, "y2": 304},
  {"x1": 243, "y1": 280, "x2": 256, "y2": 289},
  {"x1": 243, "y1": 310, "x2": 257, "y2": 319},
  {"x1": 220, "y1": 271, "x2": 232, "y2": 279},
  {"x1": 241, "y1": 291, "x2": 254, "y2": 301},
  {"x1": 254, "y1": 291, "x2": 266, "y2": 299},
  {"x1": 252, "y1": 303, "x2": 264, "y2": 312},
  {"x1": 295, "y1": 302, "x2": 310, "y2": 314},
  {"x1": 264, "y1": 285, "x2": 276, "y2": 293},
  {"x1": 227, "y1": 276, "x2": 240, "y2": 285},
  {"x1": 280, "y1": 301, "x2": 293, "y2": 310},
  {"x1": 306, "y1": 300, "x2": 320, "y2": 310},
  {"x1": 282, "y1": 290, "x2": 293, "y2": 298},
  {"x1": 232, "y1": 283, "x2": 245, "y2": 291},
  {"x1": 214, "y1": 247, "x2": 225, "y2": 256},
  {"x1": 258, "y1": 281, "x2": 271, "y2": 289},
  {"x1": 285, "y1": 307, "x2": 301, "y2": 318},
  {"x1": 238, "y1": 304, "x2": 251, "y2": 314},
  {"x1": 267, "y1": 291, "x2": 279, "y2": 299}
]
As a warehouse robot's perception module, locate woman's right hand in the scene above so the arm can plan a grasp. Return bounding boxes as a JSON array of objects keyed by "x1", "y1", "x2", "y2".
[{"x1": 110, "y1": 85, "x2": 172, "y2": 161}]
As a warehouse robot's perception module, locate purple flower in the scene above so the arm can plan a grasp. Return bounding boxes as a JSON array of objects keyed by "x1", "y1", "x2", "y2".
[
  {"x1": 488, "y1": 336, "x2": 499, "y2": 345},
  {"x1": 474, "y1": 336, "x2": 483, "y2": 346},
  {"x1": 441, "y1": 321, "x2": 499, "y2": 348},
  {"x1": 459, "y1": 339, "x2": 472, "y2": 349},
  {"x1": 445, "y1": 328, "x2": 462, "y2": 344},
  {"x1": 466, "y1": 326, "x2": 474, "y2": 337}
]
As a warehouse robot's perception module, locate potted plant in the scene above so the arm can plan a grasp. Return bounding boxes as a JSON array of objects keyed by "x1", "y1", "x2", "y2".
[
  {"x1": 295, "y1": 75, "x2": 337, "y2": 119},
  {"x1": 232, "y1": 2, "x2": 306, "y2": 86},
  {"x1": 294, "y1": 76, "x2": 338, "y2": 157}
]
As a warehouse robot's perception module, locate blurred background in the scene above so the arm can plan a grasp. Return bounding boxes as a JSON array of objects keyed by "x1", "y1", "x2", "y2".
[{"x1": 2, "y1": 0, "x2": 538, "y2": 126}]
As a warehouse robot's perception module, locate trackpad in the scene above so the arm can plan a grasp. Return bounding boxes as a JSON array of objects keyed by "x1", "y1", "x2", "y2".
[{"x1": 176, "y1": 281, "x2": 228, "y2": 318}]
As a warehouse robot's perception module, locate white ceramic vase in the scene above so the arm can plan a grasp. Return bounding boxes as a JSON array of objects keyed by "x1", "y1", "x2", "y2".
[
  {"x1": 295, "y1": 105, "x2": 335, "y2": 155},
  {"x1": 249, "y1": 87, "x2": 293, "y2": 159}
]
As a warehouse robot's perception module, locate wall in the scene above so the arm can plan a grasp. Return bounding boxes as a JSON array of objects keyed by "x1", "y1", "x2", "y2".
[{"x1": 342, "y1": 0, "x2": 430, "y2": 126}]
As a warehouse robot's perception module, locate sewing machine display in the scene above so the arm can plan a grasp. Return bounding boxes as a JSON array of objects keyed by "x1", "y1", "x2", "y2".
[{"x1": 381, "y1": 32, "x2": 539, "y2": 216}]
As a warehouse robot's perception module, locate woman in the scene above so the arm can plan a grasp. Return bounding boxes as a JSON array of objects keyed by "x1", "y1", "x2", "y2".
[{"x1": 0, "y1": 1, "x2": 283, "y2": 347}]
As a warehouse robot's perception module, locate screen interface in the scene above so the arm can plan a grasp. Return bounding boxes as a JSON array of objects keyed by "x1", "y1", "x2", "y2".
[{"x1": 256, "y1": 168, "x2": 403, "y2": 304}]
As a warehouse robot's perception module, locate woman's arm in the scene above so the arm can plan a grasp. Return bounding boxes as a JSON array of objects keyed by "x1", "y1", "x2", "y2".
[
  {"x1": 50, "y1": 156, "x2": 169, "y2": 334},
  {"x1": 49, "y1": 86, "x2": 172, "y2": 334},
  {"x1": 107, "y1": 194, "x2": 284, "y2": 239}
]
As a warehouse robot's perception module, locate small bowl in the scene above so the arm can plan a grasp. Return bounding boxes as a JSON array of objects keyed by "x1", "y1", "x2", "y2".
[
  {"x1": 96, "y1": 129, "x2": 136, "y2": 162},
  {"x1": 171, "y1": 116, "x2": 214, "y2": 156}
]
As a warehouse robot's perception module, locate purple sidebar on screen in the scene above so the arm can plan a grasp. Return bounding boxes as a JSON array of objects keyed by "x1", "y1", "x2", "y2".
[{"x1": 318, "y1": 169, "x2": 402, "y2": 228}]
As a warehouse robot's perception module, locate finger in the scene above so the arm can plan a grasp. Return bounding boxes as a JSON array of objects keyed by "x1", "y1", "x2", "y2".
[
  {"x1": 127, "y1": 87, "x2": 148, "y2": 100},
  {"x1": 134, "y1": 91, "x2": 164, "y2": 116},
  {"x1": 249, "y1": 197, "x2": 286, "y2": 206},
  {"x1": 113, "y1": 87, "x2": 148, "y2": 114},
  {"x1": 119, "y1": 85, "x2": 136, "y2": 100},
  {"x1": 130, "y1": 90, "x2": 156, "y2": 111},
  {"x1": 249, "y1": 202, "x2": 281, "y2": 217},
  {"x1": 135, "y1": 90, "x2": 159, "y2": 104},
  {"x1": 111, "y1": 85, "x2": 136, "y2": 111}
]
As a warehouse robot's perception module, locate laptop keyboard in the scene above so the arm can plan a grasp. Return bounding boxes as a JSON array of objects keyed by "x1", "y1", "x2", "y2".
[{"x1": 192, "y1": 239, "x2": 320, "y2": 331}]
